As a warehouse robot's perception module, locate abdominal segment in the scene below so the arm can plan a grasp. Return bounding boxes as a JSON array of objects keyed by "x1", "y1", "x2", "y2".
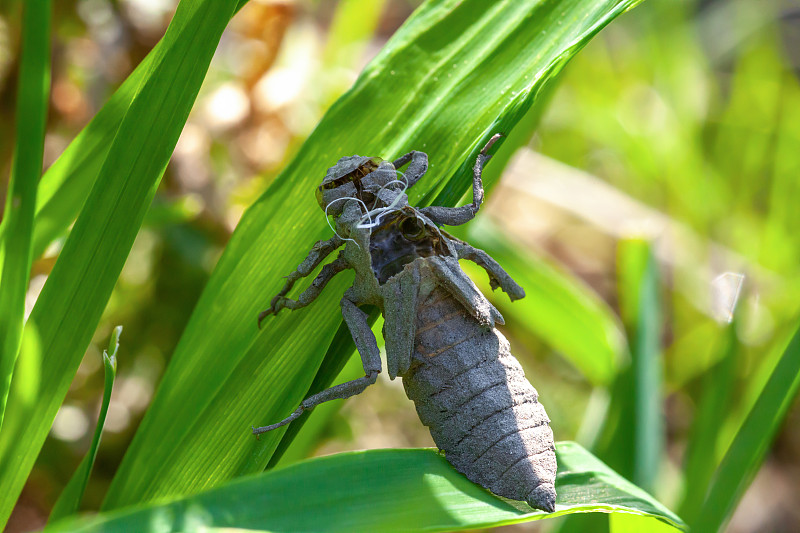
[{"x1": 402, "y1": 287, "x2": 557, "y2": 510}]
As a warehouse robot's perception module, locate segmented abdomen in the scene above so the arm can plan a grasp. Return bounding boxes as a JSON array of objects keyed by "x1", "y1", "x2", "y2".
[{"x1": 402, "y1": 287, "x2": 557, "y2": 511}]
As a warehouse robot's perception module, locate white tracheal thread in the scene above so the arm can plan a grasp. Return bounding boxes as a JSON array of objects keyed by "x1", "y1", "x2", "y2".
[
  {"x1": 367, "y1": 169, "x2": 410, "y2": 211},
  {"x1": 323, "y1": 170, "x2": 411, "y2": 246},
  {"x1": 324, "y1": 196, "x2": 369, "y2": 247},
  {"x1": 355, "y1": 169, "x2": 413, "y2": 230}
]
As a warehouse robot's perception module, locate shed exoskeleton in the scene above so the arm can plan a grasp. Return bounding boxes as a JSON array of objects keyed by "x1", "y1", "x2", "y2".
[{"x1": 255, "y1": 135, "x2": 557, "y2": 512}]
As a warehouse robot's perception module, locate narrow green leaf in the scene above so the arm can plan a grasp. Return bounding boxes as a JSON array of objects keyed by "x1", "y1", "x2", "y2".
[
  {"x1": 104, "y1": 0, "x2": 643, "y2": 510},
  {"x1": 460, "y1": 217, "x2": 627, "y2": 386},
  {"x1": 0, "y1": 1, "x2": 250, "y2": 262},
  {"x1": 595, "y1": 238, "x2": 663, "y2": 492},
  {"x1": 693, "y1": 320, "x2": 800, "y2": 532},
  {"x1": 626, "y1": 240, "x2": 663, "y2": 492},
  {"x1": 0, "y1": 0, "x2": 238, "y2": 526},
  {"x1": 323, "y1": 0, "x2": 388, "y2": 67},
  {"x1": 0, "y1": 0, "x2": 51, "y2": 429},
  {"x1": 678, "y1": 321, "x2": 739, "y2": 524},
  {"x1": 48, "y1": 443, "x2": 684, "y2": 532},
  {"x1": 49, "y1": 326, "x2": 121, "y2": 522}
]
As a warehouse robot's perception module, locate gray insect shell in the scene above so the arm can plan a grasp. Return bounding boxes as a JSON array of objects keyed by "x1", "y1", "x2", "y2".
[
  {"x1": 255, "y1": 137, "x2": 557, "y2": 512},
  {"x1": 316, "y1": 155, "x2": 397, "y2": 216},
  {"x1": 323, "y1": 155, "x2": 374, "y2": 181}
]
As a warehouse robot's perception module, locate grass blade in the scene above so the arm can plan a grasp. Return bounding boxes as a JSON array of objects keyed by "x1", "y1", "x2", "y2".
[
  {"x1": 692, "y1": 321, "x2": 800, "y2": 532},
  {"x1": 0, "y1": 0, "x2": 51, "y2": 428},
  {"x1": 103, "y1": 0, "x2": 643, "y2": 510},
  {"x1": 48, "y1": 443, "x2": 685, "y2": 532},
  {"x1": 595, "y1": 237, "x2": 663, "y2": 492},
  {"x1": 677, "y1": 321, "x2": 739, "y2": 524},
  {"x1": 49, "y1": 326, "x2": 121, "y2": 522},
  {"x1": 323, "y1": 0, "x2": 388, "y2": 69},
  {"x1": 0, "y1": 1, "x2": 250, "y2": 262},
  {"x1": 0, "y1": 0, "x2": 239, "y2": 525},
  {"x1": 461, "y1": 217, "x2": 628, "y2": 386}
]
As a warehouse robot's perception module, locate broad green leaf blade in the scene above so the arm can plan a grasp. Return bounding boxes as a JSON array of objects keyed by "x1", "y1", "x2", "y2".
[
  {"x1": 420, "y1": 3, "x2": 649, "y2": 211},
  {"x1": 267, "y1": 0, "x2": 389, "y2": 465},
  {"x1": 268, "y1": 309, "x2": 381, "y2": 469},
  {"x1": 0, "y1": 1, "x2": 249, "y2": 262},
  {"x1": 104, "y1": 0, "x2": 642, "y2": 510},
  {"x1": 594, "y1": 238, "x2": 663, "y2": 492},
  {"x1": 0, "y1": 0, "x2": 238, "y2": 526},
  {"x1": 610, "y1": 513, "x2": 678, "y2": 533},
  {"x1": 0, "y1": 0, "x2": 51, "y2": 429},
  {"x1": 271, "y1": 352, "x2": 366, "y2": 468},
  {"x1": 49, "y1": 326, "x2": 121, "y2": 522},
  {"x1": 693, "y1": 320, "x2": 800, "y2": 533},
  {"x1": 460, "y1": 217, "x2": 627, "y2": 386},
  {"x1": 553, "y1": 512, "x2": 609, "y2": 533},
  {"x1": 49, "y1": 443, "x2": 685, "y2": 532},
  {"x1": 272, "y1": 315, "x2": 387, "y2": 469}
]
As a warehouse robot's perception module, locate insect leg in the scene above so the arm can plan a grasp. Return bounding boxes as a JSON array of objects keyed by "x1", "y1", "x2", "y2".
[
  {"x1": 340, "y1": 295, "x2": 383, "y2": 376},
  {"x1": 427, "y1": 256, "x2": 504, "y2": 328},
  {"x1": 252, "y1": 296, "x2": 381, "y2": 435},
  {"x1": 419, "y1": 133, "x2": 502, "y2": 226},
  {"x1": 391, "y1": 150, "x2": 428, "y2": 188},
  {"x1": 259, "y1": 253, "x2": 348, "y2": 326},
  {"x1": 452, "y1": 241, "x2": 525, "y2": 301},
  {"x1": 381, "y1": 265, "x2": 421, "y2": 379},
  {"x1": 258, "y1": 235, "x2": 344, "y2": 326}
]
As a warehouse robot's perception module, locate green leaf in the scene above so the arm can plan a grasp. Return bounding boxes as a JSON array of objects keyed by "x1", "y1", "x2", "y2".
[
  {"x1": 595, "y1": 238, "x2": 663, "y2": 492},
  {"x1": 692, "y1": 320, "x2": 800, "y2": 532},
  {"x1": 323, "y1": 0, "x2": 388, "y2": 68},
  {"x1": 265, "y1": 0, "x2": 389, "y2": 465},
  {"x1": 0, "y1": 0, "x2": 51, "y2": 429},
  {"x1": 103, "y1": 0, "x2": 643, "y2": 510},
  {"x1": 0, "y1": 0, "x2": 239, "y2": 526},
  {"x1": 0, "y1": 1, "x2": 249, "y2": 262},
  {"x1": 610, "y1": 512, "x2": 679, "y2": 533},
  {"x1": 267, "y1": 309, "x2": 381, "y2": 469},
  {"x1": 47, "y1": 442, "x2": 684, "y2": 532},
  {"x1": 270, "y1": 350, "x2": 365, "y2": 468},
  {"x1": 49, "y1": 326, "x2": 121, "y2": 522},
  {"x1": 677, "y1": 321, "x2": 739, "y2": 524},
  {"x1": 460, "y1": 217, "x2": 627, "y2": 386}
]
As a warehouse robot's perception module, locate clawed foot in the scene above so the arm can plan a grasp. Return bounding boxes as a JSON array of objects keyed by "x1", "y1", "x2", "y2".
[
  {"x1": 252, "y1": 406, "x2": 304, "y2": 435},
  {"x1": 501, "y1": 278, "x2": 525, "y2": 301},
  {"x1": 257, "y1": 296, "x2": 290, "y2": 328},
  {"x1": 481, "y1": 133, "x2": 503, "y2": 156},
  {"x1": 487, "y1": 273, "x2": 525, "y2": 302}
]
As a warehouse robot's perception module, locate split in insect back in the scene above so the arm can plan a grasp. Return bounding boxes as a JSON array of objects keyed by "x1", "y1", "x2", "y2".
[{"x1": 254, "y1": 134, "x2": 557, "y2": 513}]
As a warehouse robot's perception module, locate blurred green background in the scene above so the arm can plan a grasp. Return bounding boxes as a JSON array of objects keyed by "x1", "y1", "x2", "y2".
[{"x1": 1, "y1": 0, "x2": 799, "y2": 531}]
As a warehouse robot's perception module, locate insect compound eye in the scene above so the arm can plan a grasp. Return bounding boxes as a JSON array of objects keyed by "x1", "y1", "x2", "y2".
[{"x1": 399, "y1": 217, "x2": 425, "y2": 241}]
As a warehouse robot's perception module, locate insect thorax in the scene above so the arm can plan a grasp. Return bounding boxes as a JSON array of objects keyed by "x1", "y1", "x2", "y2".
[{"x1": 368, "y1": 209, "x2": 447, "y2": 284}]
